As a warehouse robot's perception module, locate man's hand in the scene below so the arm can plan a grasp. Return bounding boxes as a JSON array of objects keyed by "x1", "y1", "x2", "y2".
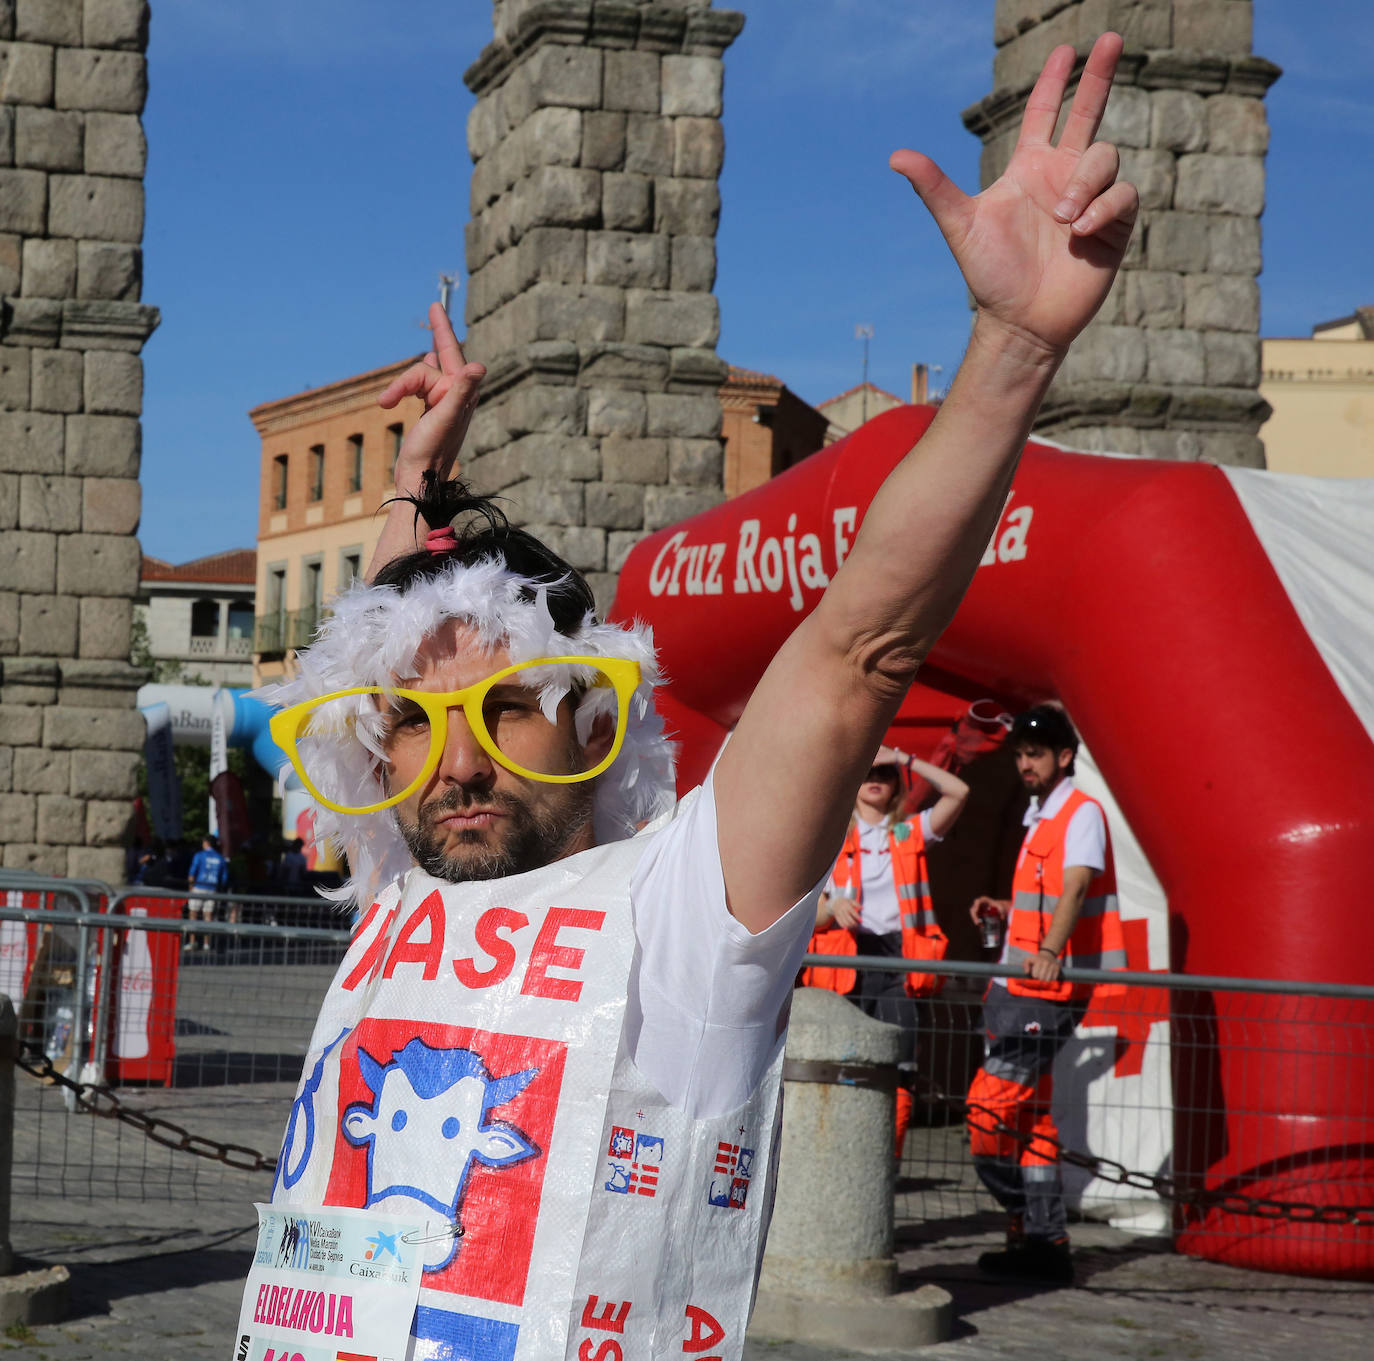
[
  {"x1": 969, "y1": 895, "x2": 1011, "y2": 927},
  {"x1": 1024, "y1": 950, "x2": 1063, "y2": 984},
  {"x1": 889, "y1": 33, "x2": 1137, "y2": 358}
]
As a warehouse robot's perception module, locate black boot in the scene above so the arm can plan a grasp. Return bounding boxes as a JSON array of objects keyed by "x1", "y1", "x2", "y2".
[{"x1": 977, "y1": 1236, "x2": 1073, "y2": 1284}]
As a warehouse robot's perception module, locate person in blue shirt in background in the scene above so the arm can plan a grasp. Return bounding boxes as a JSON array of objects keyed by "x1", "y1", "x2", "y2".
[{"x1": 185, "y1": 834, "x2": 228, "y2": 954}]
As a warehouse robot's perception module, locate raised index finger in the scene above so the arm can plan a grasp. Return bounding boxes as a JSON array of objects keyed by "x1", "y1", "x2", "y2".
[
  {"x1": 429, "y1": 301, "x2": 466, "y2": 377},
  {"x1": 1058, "y1": 31, "x2": 1124, "y2": 155},
  {"x1": 1016, "y1": 43, "x2": 1077, "y2": 148}
]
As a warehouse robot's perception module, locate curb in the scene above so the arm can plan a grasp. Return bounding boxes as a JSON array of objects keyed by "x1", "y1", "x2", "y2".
[{"x1": 750, "y1": 1283, "x2": 954, "y2": 1352}]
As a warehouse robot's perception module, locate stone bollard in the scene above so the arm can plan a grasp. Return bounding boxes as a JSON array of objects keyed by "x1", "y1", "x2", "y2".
[{"x1": 750, "y1": 987, "x2": 952, "y2": 1351}]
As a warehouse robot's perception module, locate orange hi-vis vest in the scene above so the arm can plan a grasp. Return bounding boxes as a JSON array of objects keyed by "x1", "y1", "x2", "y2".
[
  {"x1": 804, "y1": 818, "x2": 949, "y2": 999},
  {"x1": 1005, "y1": 786, "x2": 1126, "y2": 1002}
]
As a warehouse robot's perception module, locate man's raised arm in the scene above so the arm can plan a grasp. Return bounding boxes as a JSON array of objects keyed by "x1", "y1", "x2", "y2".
[{"x1": 715, "y1": 35, "x2": 1138, "y2": 932}]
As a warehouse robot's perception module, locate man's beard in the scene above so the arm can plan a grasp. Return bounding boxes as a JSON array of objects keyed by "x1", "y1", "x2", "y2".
[{"x1": 398, "y1": 782, "x2": 596, "y2": 882}]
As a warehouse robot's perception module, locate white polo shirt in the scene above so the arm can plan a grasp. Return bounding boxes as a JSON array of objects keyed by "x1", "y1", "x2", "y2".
[{"x1": 826, "y1": 809, "x2": 940, "y2": 936}]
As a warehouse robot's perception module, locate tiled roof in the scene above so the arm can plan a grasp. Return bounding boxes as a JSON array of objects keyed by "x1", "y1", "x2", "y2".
[
  {"x1": 141, "y1": 548, "x2": 257, "y2": 584},
  {"x1": 725, "y1": 363, "x2": 784, "y2": 388},
  {"x1": 818, "y1": 380, "x2": 905, "y2": 410}
]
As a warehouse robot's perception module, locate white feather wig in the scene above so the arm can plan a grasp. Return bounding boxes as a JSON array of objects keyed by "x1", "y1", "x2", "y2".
[{"x1": 255, "y1": 556, "x2": 677, "y2": 910}]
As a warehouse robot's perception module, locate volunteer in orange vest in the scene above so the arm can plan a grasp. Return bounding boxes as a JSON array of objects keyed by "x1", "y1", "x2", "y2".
[
  {"x1": 808, "y1": 745, "x2": 968, "y2": 1153},
  {"x1": 965, "y1": 705, "x2": 1126, "y2": 1283}
]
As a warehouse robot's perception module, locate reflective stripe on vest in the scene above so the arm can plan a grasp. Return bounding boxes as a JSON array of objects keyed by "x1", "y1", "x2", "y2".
[
  {"x1": 1005, "y1": 787, "x2": 1125, "y2": 1002},
  {"x1": 829, "y1": 818, "x2": 947, "y2": 960}
]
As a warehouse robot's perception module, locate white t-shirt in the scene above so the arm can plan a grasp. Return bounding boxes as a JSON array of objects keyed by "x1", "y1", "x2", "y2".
[
  {"x1": 829, "y1": 809, "x2": 938, "y2": 936},
  {"x1": 626, "y1": 771, "x2": 821, "y2": 1120},
  {"x1": 1022, "y1": 777, "x2": 1106, "y2": 872}
]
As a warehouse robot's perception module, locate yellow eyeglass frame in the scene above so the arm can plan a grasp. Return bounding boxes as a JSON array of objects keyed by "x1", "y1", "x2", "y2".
[{"x1": 268, "y1": 655, "x2": 642, "y2": 816}]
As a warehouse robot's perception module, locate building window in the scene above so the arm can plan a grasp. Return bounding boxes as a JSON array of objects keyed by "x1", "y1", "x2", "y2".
[
  {"x1": 341, "y1": 551, "x2": 362, "y2": 587},
  {"x1": 389, "y1": 422, "x2": 404, "y2": 479},
  {"x1": 259, "y1": 567, "x2": 288, "y2": 654},
  {"x1": 190, "y1": 599, "x2": 220, "y2": 638},
  {"x1": 273, "y1": 455, "x2": 288, "y2": 510},
  {"x1": 347, "y1": 433, "x2": 364, "y2": 492},
  {"x1": 308, "y1": 444, "x2": 325, "y2": 502}
]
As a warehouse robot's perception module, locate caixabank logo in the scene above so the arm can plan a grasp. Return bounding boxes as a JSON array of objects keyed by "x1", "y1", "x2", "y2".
[{"x1": 325, "y1": 1017, "x2": 566, "y2": 1309}]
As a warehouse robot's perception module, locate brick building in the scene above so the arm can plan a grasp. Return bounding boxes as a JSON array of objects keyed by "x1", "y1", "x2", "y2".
[{"x1": 137, "y1": 548, "x2": 256, "y2": 688}]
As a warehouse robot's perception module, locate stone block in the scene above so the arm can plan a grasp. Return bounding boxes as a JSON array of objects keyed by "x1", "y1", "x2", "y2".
[
  {"x1": 602, "y1": 436, "x2": 667, "y2": 484},
  {"x1": 1060, "y1": 323, "x2": 1146, "y2": 384},
  {"x1": 509, "y1": 431, "x2": 600, "y2": 481},
  {"x1": 1117, "y1": 146, "x2": 1174, "y2": 211},
  {"x1": 0, "y1": 791, "x2": 34, "y2": 841},
  {"x1": 0, "y1": 408, "x2": 62, "y2": 470},
  {"x1": 624, "y1": 288, "x2": 719, "y2": 347},
  {"x1": 0, "y1": 702, "x2": 42, "y2": 744},
  {"x1": 1123, "y1": 269, "x2": 1183, "y2": 328},
  {"x1": 506, "y1": 476, "x2": 582, "y2": 525},
  {"x1": 547, "y1": 523, "x2": 605, "y2": 572},
  {"x1": 65, "y1": 844, "x2": 125, "y2": 881},
  {"x1": 13, "y1": 742, "x2": 67, "y2": 793},
  {"x1": 586, "y1": 481, "x2": 644, "y2": 531},
  {"x1": 0, "y1": 470, "x2": 13, "y2": 523},
  {"x1": 466, "y1": 90, "x2": 504, "y2": 161},
  {"x1": 670, "y1": 235, "x2": 714, "y2": 292},
  {"x1": 607, "y1": 528, "x2": 642, "y2": 573},
  {"x1": 18, "y1": 0, "x2": 81, "y2": 45},
  {"x1": 61, "y1": 296, "x2": 157, "y2": 350},
  {"x1": 0, "y1": 39, "x2": 53, "y2": 104},
  {"x1": 466, "y1": 246, "x2": 519, "y2": 322},
  {"x1": 521, "y1": 104, "x2": 583, "y2": 171},
  {"x1": 83, "y1": 795, "x2": 129, "y2": 845},
  {"x1": 60, "y1": 656, "x2": 144, "y2": 705},
  {"x1": 0, "y1": 166, "x2": 45, "y2": 233},
  {"x1": 587, "y1": 388, "x2": 646, "y2": 438},
  {"x1": 1184, "y1": 273, "x2": 1258, "y2": 333},
  {"x1": 77, "y1": 592, "x2": 130, "y2": 655},
  {"x1": 0, "y1": 231, "x2": 19, "y2": 291},
  {"x1": 991, "y1": 5, "x2": 1079, "y2": 92},
  {"x1": 1081, "y1": 0, "x2": 1174, "y2": 51},
  {"x1": 3, "y1": 841, "x2": 68, "y2": 873},
  {"x1": 79, "y1": 474, "x2": 138, "y2": 532},
  {"x1": 0, "y1": 591, "x2": 16, "y2": 654},
  {"x1": 70, "y1": 745, "x2": 136, "y2": 797},
  {"x1": 668, "y1": 437, "x2": 722, "y2": 486},
  {"x1": 18, "y1": 471, "x2": 79, "y2": 528},
  {"x1": 1173, "y1": 0, "x2": 1251, "y2": 54},
  {"x1": 1144, "y1": 328, "x2": 1204, "y2": 384},
  {"x1": 0, "y1": 342, "x2": 28, "y2": 405},
  {"x1": 56, "y1": 529, "x2": 139, "y2": 594},
  {"x1": 1098, "y1": 81, "x2": 1149, "y2": 149},
  {"x1": 42, "y1": 700, "x2": 143, "y2": 748},
  {"x1": 54, "y1": 46, "x2": 145, "y2": 112},
  {"x1": 1, "y1": 655, "x2": 58, "y2": 705},
  {"x1": 580, "y1": 109, "x2": 624, "y2": 170},
  {"x1": 7, "y1": 530, "x2": 54, "y2": 593},
  {"x1": 653, "y1": 178, "x2": 719, "y2": 236},
  {"x1": 671, "y1": 115, "x2": 723, "y2": 178},
  {"x1": 517, "y1": 164, "x2": 600, "y2": 230},
  {"x1": 64, "y1": 411, "x2": 139, "y2": 475},
  {"x1": 1206, "y1": 94, "x2": 1268, "y2": 155},
  {"x1": 22, "y1": 236, "x2": 76, "y2": 298},
  {"x1": 601, "y1": 171, "x2": 652, "y2": 231},
  {"x1": 29, "y1": 345, "x2": 80, "y2": 408},
  {"x1": 1149, "y1": 88, "x2": 1206, "y2": 152},
  {"x1": 503, "y1": 382, "x2": 583, "y2": 438},
  {"x1": 647, "y1": 391, "x2": 720, "y2": 438},
  {"x1": 586, "y1": 230, "x2": 669, "y2": 289},
  {"x1": 82, "y1": 346, "x2": 137, "y2": 412},
  {"x1": 521, "y1": 281, "x2": 624, "y2": 345},
  {"x1": 82, "y1": 0, "x2": 148, "y2": 51},
  {"x1": 1145, "y1": 210, "x2": 1211, "y2": 272},
  {"x1": 515, "y1": 226, "x2": 586, "y2": 290},
  {"x1": 75, "y1": 239, "x2": 138, "y2": 298},
  {"x1": 15, "y1": 103, "x2": 81, "y2": 170},
  {"x1": 661, "y1": 54, "x2": 721, "y2": 117},
  {"x1": 644, "y1": 483, "x2": 721, "y2": 531},
  {"x1": 0, "y1": 101, "x2": 9, "y2": 162},
  {"x1": 36, "y1": 791, "x2": 83, "y2": 843},
  {"x1": 49, "y1": 171, "x2": 143, "y2": 240},
  {"x1": 1203, "y1": 330, "x2": 1260, "y2": 387},
  {"x1": 579, "y1": 341, "x2": 669, "y2": 390},
  {"x1": 3, "y1": 295, "x2": 61, "y2": 347},
  {"x1": 603, "y1": 48, "x2": 659, "y2": 114},
  {"x1": 1175, "y1": 152, "x2": 1264, "y2": 216},
  {"x1": 624, "y1": 112, "x2": 671, "y2": 175},
  {"x1": 512, "y1": 44, "x2": 603, "y2": 116},
  {"x1": 1208, "y1": 213, "x2": 1261, "y2": 276}
]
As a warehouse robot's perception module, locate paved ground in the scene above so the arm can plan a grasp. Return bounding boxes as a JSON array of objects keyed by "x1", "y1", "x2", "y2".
[{"x1": 9, "y1": 951, "x2": 1374, "y2": 1357}]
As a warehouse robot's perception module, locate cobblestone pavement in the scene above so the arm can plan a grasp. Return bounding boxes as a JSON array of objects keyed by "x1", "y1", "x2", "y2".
[{"x1": 10, "y1": 953, "x2": 1373, "y2": 1357}]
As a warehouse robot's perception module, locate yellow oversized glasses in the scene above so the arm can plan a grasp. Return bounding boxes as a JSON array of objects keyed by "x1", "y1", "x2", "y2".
[{"x1": 268, "y1": 655, "x2": 641, "y2": 816}]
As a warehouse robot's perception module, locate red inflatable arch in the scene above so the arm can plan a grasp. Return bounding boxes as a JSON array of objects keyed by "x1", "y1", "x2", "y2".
[{"x1": 610, "y1": 404, "x2": 1374, "y2": 1278}]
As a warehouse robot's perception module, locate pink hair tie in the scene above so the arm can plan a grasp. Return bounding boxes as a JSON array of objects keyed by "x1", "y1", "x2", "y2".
[{"x1": 425, "y1": 526, "x2": 458, "y2": 554}]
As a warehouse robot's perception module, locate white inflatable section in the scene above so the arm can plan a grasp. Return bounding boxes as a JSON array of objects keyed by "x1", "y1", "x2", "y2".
[{"x1": 1223, "y1": 468, "x2": 1374, "y2": 742}]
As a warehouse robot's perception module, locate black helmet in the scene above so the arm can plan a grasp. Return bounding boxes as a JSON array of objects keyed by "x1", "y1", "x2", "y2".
[{"x1": 1010, "y1": 705, "x2": 1078, "y2": 755}]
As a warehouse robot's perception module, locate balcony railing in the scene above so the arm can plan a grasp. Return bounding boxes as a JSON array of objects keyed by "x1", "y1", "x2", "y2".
[
  {"x1": 254, "y1": 609, "x2": 325, "y2": 655},
  {"x1": 255, "y1": 613, "x2": 288, "y2": 655},
  {"x1": 185, "y1": 635, "x2": 255, "y2": 658},
  {"x1": 290, "y1": 606, "x2": 323, "y2": 650}
]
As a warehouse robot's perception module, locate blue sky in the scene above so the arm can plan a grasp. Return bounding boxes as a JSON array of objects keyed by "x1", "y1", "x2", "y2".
[{"x1": 140, "y1": 1, "x2": 1373, "y2": 562}]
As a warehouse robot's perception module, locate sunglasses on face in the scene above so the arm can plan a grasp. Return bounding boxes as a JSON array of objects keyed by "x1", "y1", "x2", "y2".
[{"x1": 865, "y1": 763, "x2": 900, "y2": 783}]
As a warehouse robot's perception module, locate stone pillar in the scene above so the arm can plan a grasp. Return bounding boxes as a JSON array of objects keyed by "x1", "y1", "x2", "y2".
[
  {"x1": 461, "y1": 0, "x2": 742, "y2": 612},
  {"x1": 963, "y1": 0, "x2": 1279, "y2": 466},
  {"x1": 0, "y1": 1, "x2": 159, "y2": 883}
]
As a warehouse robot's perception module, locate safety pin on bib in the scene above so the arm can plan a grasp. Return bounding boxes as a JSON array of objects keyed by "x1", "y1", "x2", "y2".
[{"x1": 401, "y1": 1221, "x2": 464, "y2": 1246}]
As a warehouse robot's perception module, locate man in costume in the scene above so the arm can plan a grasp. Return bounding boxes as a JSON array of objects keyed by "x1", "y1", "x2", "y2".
[
  {"x1": 257, "y1": 35, "x2": 1137, "y2": 1358},
  {"x1": 965, "y1": 706, "x2": 1126, "y2": 1282}
]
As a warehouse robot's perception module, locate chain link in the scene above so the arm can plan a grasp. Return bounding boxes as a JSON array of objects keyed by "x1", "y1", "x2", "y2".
[
  {"x1": 16, "y1": 1045, "x2": 278, "y2": 1175},
  {"x1": 951, "y1": 1091, "x2": 1374, "y2": 1227}
]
